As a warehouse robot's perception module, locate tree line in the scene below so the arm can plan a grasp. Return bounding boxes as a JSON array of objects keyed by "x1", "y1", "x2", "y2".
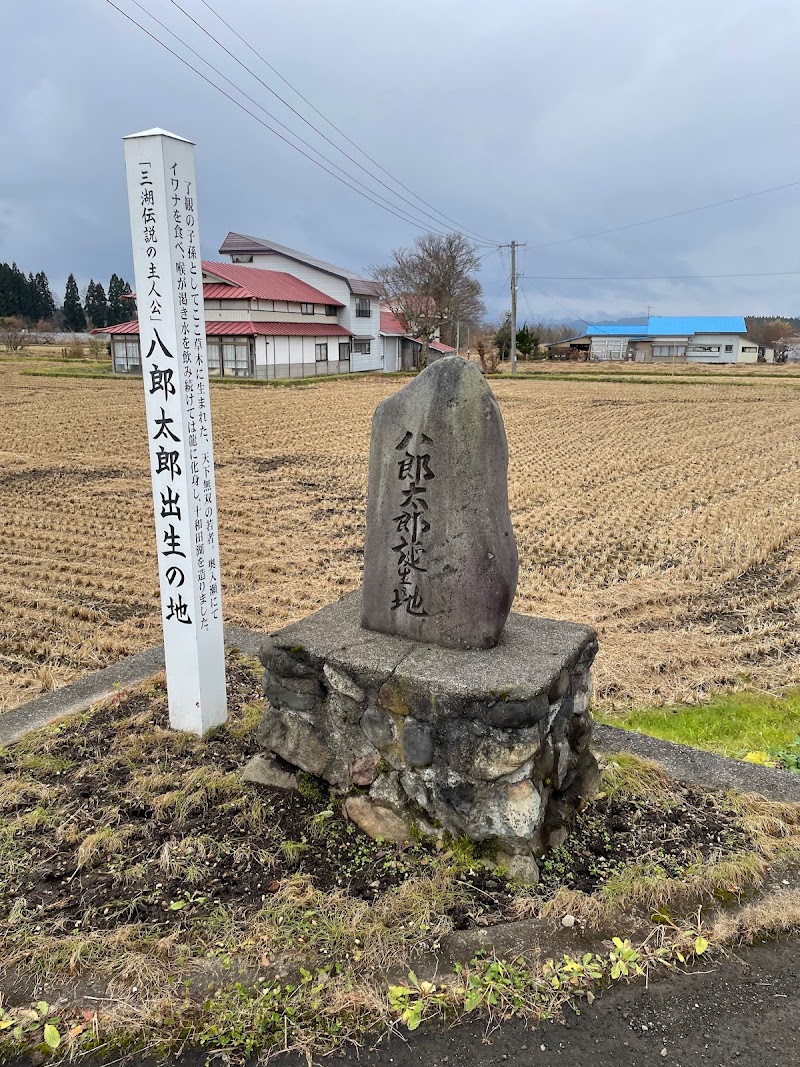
[{"x1": 0, "y1": 263, "x2": 137, "y2": 332}]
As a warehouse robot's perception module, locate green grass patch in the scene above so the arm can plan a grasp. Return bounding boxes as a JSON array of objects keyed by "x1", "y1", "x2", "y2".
[
  {"x1": 20, "y1": 367, "x2": 117, "y2": 380},
  {"x1": 596, "y1": 690, "x2": 800, "y2": 766},
  {"x1": 509, "y1": 371, "x2": 798, "y2": 388}
]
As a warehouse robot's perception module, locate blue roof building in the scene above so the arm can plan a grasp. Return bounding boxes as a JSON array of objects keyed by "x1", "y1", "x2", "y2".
[{"x1": 567, "y1": 315, "x2": 771, "y2": 365}]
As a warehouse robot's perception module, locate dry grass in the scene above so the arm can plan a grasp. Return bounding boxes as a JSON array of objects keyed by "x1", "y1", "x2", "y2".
[{"x1": 2, "y1": 362, "x2": 800, "y2": 712}]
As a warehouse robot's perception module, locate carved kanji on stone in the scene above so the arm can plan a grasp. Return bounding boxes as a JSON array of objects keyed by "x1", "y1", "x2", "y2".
[{"x1": 361, "y1": 356, "x2": 519, "y2": 649}]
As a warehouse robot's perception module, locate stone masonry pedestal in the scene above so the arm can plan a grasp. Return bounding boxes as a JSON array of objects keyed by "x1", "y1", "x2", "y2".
[{"x1": 255, "y1": 592, "x2": 599, "y2": 879}]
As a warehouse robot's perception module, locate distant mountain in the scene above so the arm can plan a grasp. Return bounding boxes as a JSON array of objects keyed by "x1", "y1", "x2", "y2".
[{"x1": 556, "y1": 314, "x2": 648, "y2": 332}]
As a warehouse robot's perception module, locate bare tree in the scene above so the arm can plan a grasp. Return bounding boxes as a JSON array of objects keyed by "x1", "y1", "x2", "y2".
[
  {"x1": 473, "y1": 325, "x2": 499, "y2": 373},
  {"x1": 745, "y1": 317, "x2": 794, "y2": 360},
  {"x1": 372, "y1": 233, "x2": 485, "y2": 368},
  {"x1": 0, "y1": 317, "x2": 26, "y2": 352}
]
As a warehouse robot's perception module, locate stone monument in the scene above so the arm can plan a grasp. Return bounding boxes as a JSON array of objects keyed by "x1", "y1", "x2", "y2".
[
  {"x1": 361, "y1": 356, "x2": 518, "y2": 648},
  {"x1": 251, "y1": 357, "x2": 599, "y2": 880}
]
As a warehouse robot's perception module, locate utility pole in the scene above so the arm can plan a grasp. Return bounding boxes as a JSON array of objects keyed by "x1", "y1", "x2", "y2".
[
  {"x1": 466, "y1": 324, "x2": 471, "y2": 358},
  {"x1": 455, "y1": 320, "x2": 461, "y2": 356},
  {"x1": 499, "y1": 240, "x2": 526, "y2": 375},
  {"x1": 510, "y1": 240, "x2": 518, "y2": 376}
]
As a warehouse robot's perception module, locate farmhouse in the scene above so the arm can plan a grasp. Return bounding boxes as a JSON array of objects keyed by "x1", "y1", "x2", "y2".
[
  {"x1": 220, "y1": 233, "x2": 454, "y2": 370},
  {"x1": 551, "y1": 316, "x2": 774, "y2": 364},
  {"x1": 98, "y1": 234, "x2": 454, "y2": 377},
  {"x1": 379, "y1": 305, "x2": 455, "y2": 371},
  {"x1": 99, "y1": 260, "x2": 370, "y2": 378}
]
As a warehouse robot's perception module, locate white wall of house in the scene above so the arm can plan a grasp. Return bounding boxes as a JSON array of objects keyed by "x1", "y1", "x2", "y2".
[
  {"x1": 251, "y1": 333, "x2": 353, "y2": 379},
  {"x1": 736, "y1": 339, "x2": 762, "y2": 363},
  {"x1": 684, "y1": 333, "x2": 740, "y2": 363},
  {"x1": 230, "y1": 251, "x2": 383, "y2": 371},
  {"x1": 648, "y1": 336, "x2": 689, "y2": 362},
  {"x1": 590, "y1": 337, "x2": 633, "y2": 360},
  {"x1": 381, "y1": 335, "x2": 401, "y2": 372}
]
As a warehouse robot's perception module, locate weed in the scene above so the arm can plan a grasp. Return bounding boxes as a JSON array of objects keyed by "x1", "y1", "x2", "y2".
[{"x1": 296, "y1": 772, "x2": 327, "y2": 804}]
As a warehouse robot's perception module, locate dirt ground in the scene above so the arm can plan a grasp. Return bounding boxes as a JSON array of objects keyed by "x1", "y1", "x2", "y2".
[{"x1": 1, "y1": 361, "x2": 800, "y2": 712}]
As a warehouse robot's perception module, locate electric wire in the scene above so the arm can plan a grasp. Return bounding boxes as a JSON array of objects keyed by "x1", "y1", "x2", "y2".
[
  {"x1": 519, "y1": 271, "x2": 800, "y2": 281},
  {"x1": 163, "y1": 0, "x2": 498, "y2": 246},
  {"x1": 528, "y1": 180, "x2": 800, "y2": 251},
  {"x1": 119, "y1": 0, "x2": 458, "y2": 239},
  {"x1": 194, "y1": 0, "x2": 500, "y2": 246}
]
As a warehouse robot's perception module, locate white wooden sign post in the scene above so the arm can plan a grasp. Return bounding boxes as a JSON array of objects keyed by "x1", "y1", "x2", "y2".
[{"x1": 123, "y1": 128, "x2": 227, "y2": 735}]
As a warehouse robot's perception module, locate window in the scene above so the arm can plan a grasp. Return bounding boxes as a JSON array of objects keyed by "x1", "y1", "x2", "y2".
[
  {"x1": 207, "y1": 339, "x2": 221, "y2": 376},
  {"x1": 315, "y1": 342, "x2": 328, "y2": 362},
  {"x1": 223, "y1": 340, "x2": 250, "y2": 377},
  {"x1": 353, "y1": 340, "x2": 371, "y2": 355},
  {"x1": 113, "y1": 338, "x2": 141, "y2": 374},
  {"x1": 355, "y1": 297, "x2": 371, "y2": 318},
  {"x1": 300, "y1": 303, "x2": 314, "y2": 315},
  {"x1": 232, "y1": 255, "x2": 253, "y2": 263},
  {"x1": 725, "y1": 344, "x2": 734, "y2": 352},
  {"x1": 742, "y1": 345, "x2": 757, "y2": 352},
  {"x1": 207, "y1": 337, "x2": 251, "y2": 377},
  {"x1": 652, "y1": 344, "x2": 686, "y2": 357},
  {"x1": 338, "y1": 342, "x2": 351, "y2": 361},
  {"x1": 325, "y1": 305, "x2": 338, "y2": 317},
  {"x1": 688, "y1": 345, "x2": 720, "y2": 353}
]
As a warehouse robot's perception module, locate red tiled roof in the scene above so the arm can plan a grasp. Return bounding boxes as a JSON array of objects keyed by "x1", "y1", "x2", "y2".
[
  {"x1": 202, "y1": 283, "x2": 252, "y2": 300},
  {"x1": 94, "y1": 320, "x2": 140, "y2": 334},
  {"x1": 430, "y1": 341, "x2": 456, "y2": 353},
  {"x1": 95, "y1": 320, "x2": 351, "y2": 338},
  {"x1": 380, "y1": 308, "x2": 410, "y2": 336},
  {"x1": 201, "y1": 261, "x2": 344, "y2": 305},
  {"x1": 207, "y1": 321, "x2": 351, "y2": 337}
]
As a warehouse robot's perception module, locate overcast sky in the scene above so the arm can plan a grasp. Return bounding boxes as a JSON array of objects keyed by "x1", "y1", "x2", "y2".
[{"x1": 2, "y1": 0, "x2": 799, "y2": 323}]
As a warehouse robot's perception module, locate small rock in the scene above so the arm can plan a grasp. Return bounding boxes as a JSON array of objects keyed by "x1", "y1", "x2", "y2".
[
  {"x1": 361, "y1": 704, "x2": 397, "y2": 748},
  {"x1": 660, "y1": 1049, "x2": 668, "y2": 1058},
  {"x1": 242, "y1": 754, "x2": 298, "y2": 791},
  {"x1": 351, "y1": 753, "x2": 380, "y2": 786},
  {"x1": 403, "y1": 719, "x2": 434, "y2": 768},
  {"x1": 324, "y1": 663, "x2": 365, "y2": 703},
  {"x1": 502, "y1": 853, "x2": 540, "y2": 885},
  {"x1": 370, "y1": 772, "x2": 406, "y2": 812},
  {"x1": 547, "y1": 827, "x2": 569, "y2": 850},
  {"x1": 561, "y1": 913, "x2": 576, "y2": 928},
  {"x1": 344, "y1": 795, "x2": 410, "y2": 844}
]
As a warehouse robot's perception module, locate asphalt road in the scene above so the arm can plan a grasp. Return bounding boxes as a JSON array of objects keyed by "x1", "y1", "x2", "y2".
[
  {"x1": 6, "y1": 939, "x2": 799, "y2": 1067},
  {"x1": 286, "y1": 939, "x2": 800, "y2": 1067}
]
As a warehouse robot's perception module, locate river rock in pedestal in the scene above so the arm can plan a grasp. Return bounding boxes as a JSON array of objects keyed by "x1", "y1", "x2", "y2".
[{"x1": 361, "y1": 356, "x2": 518, "y2": 649}]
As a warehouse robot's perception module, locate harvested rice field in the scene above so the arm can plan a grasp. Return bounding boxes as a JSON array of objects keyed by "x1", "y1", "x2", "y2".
[{"x1": 1, "y1": 360, "x2": 799, "y2": 714}]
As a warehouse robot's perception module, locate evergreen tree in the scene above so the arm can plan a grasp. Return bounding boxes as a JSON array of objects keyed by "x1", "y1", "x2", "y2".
[
  {"x1": 85, "y1": 280, "x2": 109, "y2": 329},
  {"x1": 0, "y1": 263, "x2": 16, "y2": 317},
  {"x1": 120, "y1": 278, "x2": 137, "y2": 321},
  {"x1": 63, "y1": 273, "x2": 86, "y2": 332},
  {"x1": 107, "y1": 273, "x2": 122, "y2": 325},
  {"x1": 5, "y1": 263, "x2": 29, "y2": 319},
  {"x1": 84, "y1": 280, "x2": 96, "y2": 327},
  {"x1": 24, "y1": 272, "x2": 38, "y2": 319},
  {"x1": 34, "y1": 272, "x2": 56, "y2": 321}
]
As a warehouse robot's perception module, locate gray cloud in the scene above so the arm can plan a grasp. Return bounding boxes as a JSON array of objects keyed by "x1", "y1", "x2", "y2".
[{"x1": 2, "y1": 0, "x2": 799, "y2": 321}]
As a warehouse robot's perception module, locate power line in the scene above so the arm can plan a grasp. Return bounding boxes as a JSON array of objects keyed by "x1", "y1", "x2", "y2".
[
  {"x1": 517, "y1": 278, "x2": 642, "y2": 335},
  {"x1": 195, "y1": 0, "x2": 500, "y2": 247},
  {"x1": 164, "y1": 0, "x2": 497, "y2": 247},
  {"x1": 519, "y1": 270, "x2": 800, "y2": 281},
  {"x1": 528, "y1": 179, "x2": 800, "y2": 251},
  {"x1": 116, "y1": 0, "x2": 456, "y2": 239}
]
